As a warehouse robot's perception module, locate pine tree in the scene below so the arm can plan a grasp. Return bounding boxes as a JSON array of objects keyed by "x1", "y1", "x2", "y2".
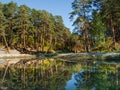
[
  {"x1": 70, "y1": 0, "x2": 92, "y2": 52},
  {"x1": 15, "y1": 5, "x2": 31, "y2": 49},
  {"x1": 0, "y1": 10, "x2": 9, "y2": 53}
]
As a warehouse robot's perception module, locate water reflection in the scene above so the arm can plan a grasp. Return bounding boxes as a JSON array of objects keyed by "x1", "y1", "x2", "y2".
[
  {"x1": 0, "y1": 59, "x2": 120, "y2": 90},
  {"x1": 65, "y1": 73, "x2": 77, "y2": 90}
]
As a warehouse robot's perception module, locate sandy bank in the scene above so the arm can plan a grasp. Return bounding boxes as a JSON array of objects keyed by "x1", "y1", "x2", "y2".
[
  {"x1": 0, "y1": 54, "x2": 35, "y2": 58},
  {"x1": 0, "y1": 49, "x2": 36, "y2": 58},
  {"x1": 0, "y1": 54, "x2": 36, "y2": 67},
  {"x1": 0, "y1": 54, "x2": 36, "y2": 66}
]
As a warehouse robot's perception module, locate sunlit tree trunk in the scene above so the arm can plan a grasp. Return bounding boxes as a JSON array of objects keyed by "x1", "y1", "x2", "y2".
[{"x1": 3, "y1": 35, "x2": 9, "y2": 53}]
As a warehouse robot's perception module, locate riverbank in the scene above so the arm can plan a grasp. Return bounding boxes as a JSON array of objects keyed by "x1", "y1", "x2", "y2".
[
  {"x1": 0, "y1": 54, "x2": 36, "y2": 58},
  {"x1": 0, "y1": 55, "x2": 36, "y2": 68},
  {"x1": 53, "y1": 52, "x2": 120, "y2": 61},
  {"x1": 0, "y1": 49, "x2": 36, "y2": 67},
  {"x1": 0, "y1": 49, "x2": 36, "y2": 58},
  {"x1": 0, "y1": 51, "x2": 120, "y2": 67}
]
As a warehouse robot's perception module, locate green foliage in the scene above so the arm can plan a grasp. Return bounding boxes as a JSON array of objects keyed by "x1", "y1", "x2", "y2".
[
  {"x1": 0, "y1": 0, "x2": 120, "y2": 53},
  {"x1": 92, "y1": 37, "x2": 113, "y2": 52},
  {"x1": 70, "y1": 0, "x2": 93, "y2": 52},
  {"x1": 27, "y1": 36, "x2": 34, "y2": 47},
  {"x1": 70, "y1": 0, "x2": 120, "y2": 52},
  {"x1": 91, "y1": 11, "x2": 106, "y2": 47},
  {"x1": 0, "y1": 2, "x2": 71, "y2": 53}
]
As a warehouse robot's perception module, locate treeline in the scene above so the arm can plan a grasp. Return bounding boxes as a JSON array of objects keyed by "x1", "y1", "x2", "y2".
[
  {"x1": 70, "y1": 0, "x2": 120, "y2": 52},
  {"x1": 0, "y1": 1, "x2": 72, "y2": 53},
  {"x1": 0, "y1": 1, "x2": 120, "y2": 53}
]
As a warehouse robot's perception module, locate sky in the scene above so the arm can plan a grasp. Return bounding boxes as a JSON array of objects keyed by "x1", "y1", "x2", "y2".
[{"x1": 0, "y1": 0, "x2": 74, "y2": 32}]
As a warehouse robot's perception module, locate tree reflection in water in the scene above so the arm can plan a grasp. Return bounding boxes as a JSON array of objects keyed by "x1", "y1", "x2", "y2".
[
  {"x1": 73, "y1": 62, "x2": 120, "y2": 90},
  {"x1": 0, "y1": 59, "x2": 120, "y2": 90}
]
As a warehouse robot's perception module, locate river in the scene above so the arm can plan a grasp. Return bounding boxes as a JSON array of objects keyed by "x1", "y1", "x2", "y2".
[{"x1": 0, "y1": 58, "x2": 120, "y2": 90}]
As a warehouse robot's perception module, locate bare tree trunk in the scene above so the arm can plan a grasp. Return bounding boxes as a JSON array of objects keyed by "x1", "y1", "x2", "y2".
[
  {"x1": 42, "y1": 25, "x2": 45, "y2": 52},
  {"x1": 23, "y1": 27, "x2": 26, "y2": 48},
  {"x1": 47, "y1": 34, "x2": 52, "y2": 52},
  {"x1": 111, "y1": 18, "x2": 116, "y2": 48},
  {"x1": 54, "y1": 37, "x2": 57, "y2": 50},
  {"x1": 84, "y1": 30, "x2": 89, "y2": 52},
  {"x1": 83, "y1": 3, "x2": 89, "y2": 52},
  {"x1": 2, "y1": 61, "x2": 9, "y2": 82},
  {"x1": 3, "y1": 35, "x2": 9, "y2": 53}
]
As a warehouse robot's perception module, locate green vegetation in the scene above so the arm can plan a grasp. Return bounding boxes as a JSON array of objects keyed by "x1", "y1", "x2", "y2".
[
  {"x1": 70, "y1": 0, "x2": 120, "y2": 52},
  {"x1": 0, "y1": 2, "x2": 71, "y2": 53},
  {"x1": 0, "y1": 0, "x2": 120, "y2": 53}
]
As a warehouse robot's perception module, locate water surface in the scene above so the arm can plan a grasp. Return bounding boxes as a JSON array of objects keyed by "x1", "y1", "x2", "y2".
[{"x1": 0, "y1": 59, "x2": 120, "y2": 90}]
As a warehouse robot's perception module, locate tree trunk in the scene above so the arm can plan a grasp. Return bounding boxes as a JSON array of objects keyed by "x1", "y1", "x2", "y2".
[
  {"x1": 42, "y1": 25, "x2": 45, "y2": 52},
  {"x1": 3, "y1": 35, "x2": 10, "y2": 53},
  {"x1": 84, "y1": 30, "x2": 89, "y2": 52},
  {"x1": 47, "y1": 34, "x2": 52, "y2": 52},
  {"x1": 23, "y1": 28, "x2": 26, "y2": 48},
  {"x1": 111, "y1": 17, "x2": 116, "y2": 48},
  {"x1": 83, "y1": 3, "x2": 89, "y2": 53}
]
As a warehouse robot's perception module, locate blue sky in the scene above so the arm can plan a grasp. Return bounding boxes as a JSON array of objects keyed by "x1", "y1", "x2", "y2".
[{"x1": 1, "y1": 0, "x2": 74, "y2": 32}]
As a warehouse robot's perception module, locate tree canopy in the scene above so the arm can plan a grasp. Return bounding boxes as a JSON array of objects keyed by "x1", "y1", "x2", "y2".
[
  {"x1": 0, "y1": 2, "x2": 71, "y2": 53},
  {"x1": 70, "y1": 0, "x2": 120, "y2": 52},
  {"x1": 0, "y1": 1, "x2": 120, "y2": 53}
]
